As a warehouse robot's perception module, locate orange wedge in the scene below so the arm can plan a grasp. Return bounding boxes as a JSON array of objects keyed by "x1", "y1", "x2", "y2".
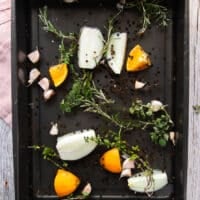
[
  {"x1": 54, "y1": 169, "x2": 80, "y2": 197},
  {"x1": 49, "y1": 63, "x2": 68, "y2": 87},
  {"x1": 126, "y1": 44, "x2": 151, "y2": 72},
  {"x1": 100, "y1": 148, "x2": 122, "y2": 173}
]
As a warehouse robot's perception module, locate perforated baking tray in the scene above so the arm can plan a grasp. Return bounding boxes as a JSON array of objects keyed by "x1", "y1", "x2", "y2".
[{"x1": 12, "y1": 0, "x2": 188, "y2": 199}]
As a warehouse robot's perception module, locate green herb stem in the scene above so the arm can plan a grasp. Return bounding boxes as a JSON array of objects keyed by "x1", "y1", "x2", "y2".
[
  {"x1": 125, "y1": 0, "x2": 169, "y2": 34},
  {"x1": 29, "y1": 145, "x2": 68, "y2": 169},
  {"x1": 39, "y1": 6, "x2": 76, "y2": 41}
]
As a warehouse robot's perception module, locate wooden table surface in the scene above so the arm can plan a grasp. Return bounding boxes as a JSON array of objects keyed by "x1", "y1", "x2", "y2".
[
  {"x1": 187, "y1": 0, "x2": 200, "y2": 199},
  {"x1": 0, "y1": 0, "x2": 199, "y2": 199}
]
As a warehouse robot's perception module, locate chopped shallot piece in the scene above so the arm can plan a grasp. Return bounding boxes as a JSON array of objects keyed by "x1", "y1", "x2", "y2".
[
  {"x1": 169, "y1": 131, "x2": 176, "y2": 145},
  {"x1": 49, "y1": 123, "x2": 59, "y2": 136},
  {"x1": 27, "y1": 49, "x2": 40, "y2": 64},
  {"x1": 38, "y1": 77, "x2": 50, "y2": 91},
  {"x1": 122, "y1": 158, "x2": 135, "y2": 169},
  {"x1": 120, "y1": 168, "x2": 132, "y2": 179},
  {"x1": 43, "y1": 89, "x2": 55, "y2": 101},
  {"x1": 150, "y1": 100, "x2": 163, "y2": 112},
  {"x1": 134, "y1": 80, "x2": 146, "y2": 90},
  {"x1": 81, "y1": 183, "x2": 92, "y2": 196},
  {"x1": 28, "y1": 68, "x2": 40, "y2": 85}
]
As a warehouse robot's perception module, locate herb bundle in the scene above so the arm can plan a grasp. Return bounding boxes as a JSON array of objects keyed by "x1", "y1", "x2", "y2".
[{"x1": 121, "y1": 0, "x2": 169, "y2": 34}]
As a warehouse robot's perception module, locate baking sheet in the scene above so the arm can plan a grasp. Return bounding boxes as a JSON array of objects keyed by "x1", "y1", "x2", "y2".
[{"x1": 12, "y1": 0, "x2": 188, "y2": 199}]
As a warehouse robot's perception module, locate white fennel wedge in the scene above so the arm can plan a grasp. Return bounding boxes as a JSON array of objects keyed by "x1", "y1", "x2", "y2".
[
  {"x1": 78, "y1": 27, "x2": 104, "y2": 69},
  {"x1": 106, "y1": 32, "x2": 127, "y2": 74},
  {"x1": 56, "y1": 129, "x2": 97, "y2": 161},
  {"x1": 128, "y1": 170, "x2": 168, "y2": 193}
]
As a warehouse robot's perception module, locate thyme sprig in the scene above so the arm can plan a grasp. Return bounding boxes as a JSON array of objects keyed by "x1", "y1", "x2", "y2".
[
  {"x1": 129, "y1": 100, "x2": 173, "y2": 146},
  {"x1": 60, "y1": 72, "x2": 93, "y2": 112},
  {"x1": 29, "y1": 145, "x2": 68, "y2": 169},
  {"x1": 59, "y1": 39, "x2": 77, "y2": 65},
  {"x1": 39, "y1": 6, "x2": 76, "y2": 41},
  {"x1": 81, "y1": 99, "x2": 135, "y2": 130},
  {"x1": 124, "y1": 0, "x2": 169, "y2": 34},
  {"x1": 60, "y1": 72, "x2": 114, "y2": 112}
]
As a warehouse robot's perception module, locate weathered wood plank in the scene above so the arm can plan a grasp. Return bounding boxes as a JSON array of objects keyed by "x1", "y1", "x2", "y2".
[
  {"x1": 187, "y1": 0, "x2": 200, "y2": 200},
  {"x1": 0, "y1": 119, "x2": 15, "y2": 200}
]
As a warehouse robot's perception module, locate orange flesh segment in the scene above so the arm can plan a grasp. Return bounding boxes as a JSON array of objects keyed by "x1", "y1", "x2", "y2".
[
  {"x1": 126, "y1": 44, "x2": 151, "y2": 72},
  {"x1": 100, "y1": 148, "x2": 122, "y2": 173},
  {"x1": 49, "y1": 63, "x2": 68, "y2": 87},
  {"x1": 54, "y1": 169, "x2": 80, "y2": 197}
]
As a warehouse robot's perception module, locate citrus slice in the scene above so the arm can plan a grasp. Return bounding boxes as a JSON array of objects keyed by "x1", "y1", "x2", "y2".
[
  {"x1": 126, "y1": 44, "x2": 151, "y2": 72},
  {"x1": 100, "y1": 148, "x2": 122, "y2": 173},
  {"x1": 49, "y1": 63, "x2": 68, "y2": 87},
  {"x1": 54, "y1": 169, "x2": 80, "y2": 197}
]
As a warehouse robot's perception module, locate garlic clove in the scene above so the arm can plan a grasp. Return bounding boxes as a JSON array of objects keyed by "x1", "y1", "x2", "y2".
[
  {"x1": 43, "y1": 89, "x2": 55, "y2": 101},
  {"x1": 28, "y1": 68, "x2": 41, "y2": 85},
  {"x1": 38, "y1": 77, "x2": 50, "y2": 91},
  {"x1": 27, "y1": 49, "x2": 40, "y2": 64},
  {"x1": 122, "y1": 158, "x2": 135, "y2": 169},
  {"x1": 81, "y1": 183, "x2": 92, "y2": 196},
  {"x1": 120, "y1": 168, "x2": 132, "y2": 179},
  {"x1": 49, "y1": 123, "x2": 59, "y2": 136},
  {"x1": 134, "y1": 80, "x2": 146, "y2": 90},
  {"x1": 150, "y1": 100, "x2": 163, "y2": 112},
  {"x1": 169, "y1": 131, "x2": 176, "y2": 146}
]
